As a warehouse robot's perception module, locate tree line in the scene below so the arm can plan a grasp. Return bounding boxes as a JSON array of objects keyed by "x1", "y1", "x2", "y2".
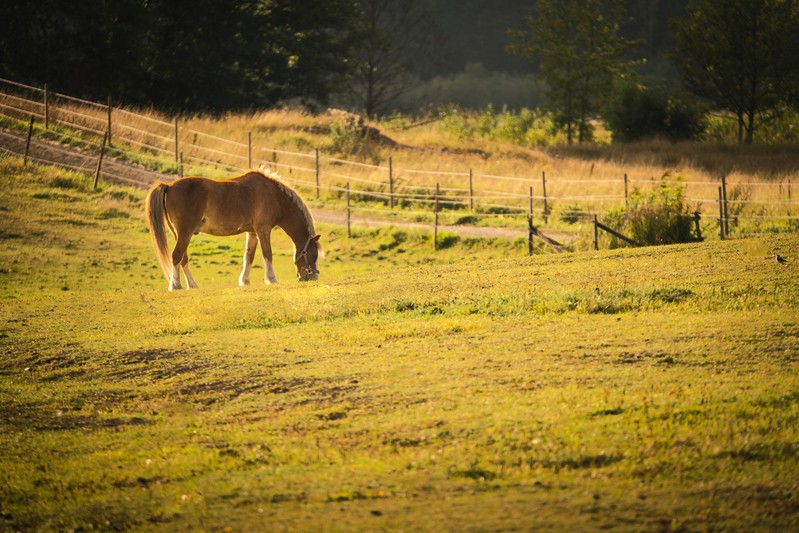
[
  {"x1": 1, "y1": 0, "x2": 798, "y2": 144},
  {"x1": 0, "y1": 0, "x2": 361, "y2": 112},
  {"x1": 508, "y1": 0, "x2": 799, "y2": 144}
]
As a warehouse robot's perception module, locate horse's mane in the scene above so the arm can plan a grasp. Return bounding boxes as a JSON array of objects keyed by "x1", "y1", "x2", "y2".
[{"x1": 254, "y1": 166, "x2": 317, "y2": 237}]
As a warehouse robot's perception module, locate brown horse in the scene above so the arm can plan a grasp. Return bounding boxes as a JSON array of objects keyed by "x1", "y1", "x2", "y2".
[{"x1": 145, "y1": 168, "x2": 321, "y2": 290}]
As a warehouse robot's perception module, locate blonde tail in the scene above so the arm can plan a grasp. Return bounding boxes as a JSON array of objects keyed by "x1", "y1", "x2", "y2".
[{"x1": 145, "y1": 182, "x2": 173, "y2": 282}]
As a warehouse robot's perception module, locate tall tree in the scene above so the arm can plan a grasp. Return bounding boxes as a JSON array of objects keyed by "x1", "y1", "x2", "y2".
[
  {"x1": 674, "y1": 0, "x2": 799, "y2": 144},
  {"x1": 0, "y1": 0, "x2": 364, "y2": 113},
  {"x1": 508, "y1": 0, "x2": 638, "y2": 143},
  {"x1": 339, "y1": 0, "x2": 436, "y2": 117}
]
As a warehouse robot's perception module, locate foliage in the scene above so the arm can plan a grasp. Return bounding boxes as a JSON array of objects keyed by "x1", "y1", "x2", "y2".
[
  {"x1": 508, "y1": 0, "x2": 639, "y2": 144},
  {"x1": 0, "y1": 0, "x2": 363, "y2": 113},
  {"x1": 328, "y1": 115, "x2": 382, "y2": 163},
  {"x1": 558, "y1": 206, "x2": 586, "y2": 224},
  {"x1": 704, "y1": 107, "x2": 799, "y2": 144},
  {"x1": 674, "y1": 0, "x2": 799, "y2": 144},
  {"x1": 339, "y1": 0, "x2": 436, "y2": 117},
  {"x1": 604, "y1": 83, "x2": 706, "y2": 141},
  {"x1": 604, "y1": 176, "x2": 698, "y2": 246},
  {"x1": 396, "y1": 64, "x2": 548, "y2": 112},
  {"x1": 440, "y1": 105, "x2": 563, "y2": 147}
]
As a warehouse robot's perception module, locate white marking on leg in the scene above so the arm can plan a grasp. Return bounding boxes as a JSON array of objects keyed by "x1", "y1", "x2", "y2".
[
  {"x1": 240, "y1": 232, "x2": 257, "y2": 286},
  {"x1": 239, "y1": 262, "x2": 252, "y2": 286},
  {"x1": 265, "y1": 260, "x2": 279, "y2": 284},
  {"x1": 182, "y1": 264, "x2": 200, "y2": 289},
  {"x1": 169, "y1": 266, "x2": 183, "y2": 291}
]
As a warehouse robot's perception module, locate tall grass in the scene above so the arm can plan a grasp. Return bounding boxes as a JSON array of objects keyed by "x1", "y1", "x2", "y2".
[{"x1": 2, "y1": 84, "x2": 798, "y2": 238}]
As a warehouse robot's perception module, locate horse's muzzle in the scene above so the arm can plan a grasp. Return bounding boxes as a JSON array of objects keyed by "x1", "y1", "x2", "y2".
[{"x1": 298, "y1": 269, "x2": 319, "y2": 282}]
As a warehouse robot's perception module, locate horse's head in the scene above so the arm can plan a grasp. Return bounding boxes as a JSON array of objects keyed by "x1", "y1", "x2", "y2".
[{"x1": 295, "y1": 234, "x2": 322, "y2": 282}]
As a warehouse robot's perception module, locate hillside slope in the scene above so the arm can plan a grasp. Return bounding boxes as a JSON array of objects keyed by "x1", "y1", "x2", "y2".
[{"x1": 1, "y1": 158, "x2": 798, "y2": 531}]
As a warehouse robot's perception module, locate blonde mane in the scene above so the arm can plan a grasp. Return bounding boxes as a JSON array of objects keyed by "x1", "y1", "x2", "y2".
[{"x1": 254, "y1": 166, "x2": 317, "y2": 236}]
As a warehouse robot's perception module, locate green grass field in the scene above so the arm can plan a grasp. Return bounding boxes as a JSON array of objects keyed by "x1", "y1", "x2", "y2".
[{"x1": 1, "y1": 156, "x2": 798, "y2": 531}]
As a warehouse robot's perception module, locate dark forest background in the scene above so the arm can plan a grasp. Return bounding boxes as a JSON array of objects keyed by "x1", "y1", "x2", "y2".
[
  {"x1": 0, "y1": 0, "x2": 685, "y2": 110},
  {"x1": 1, "y1": 0, "x2": 797, "y2": 143}
]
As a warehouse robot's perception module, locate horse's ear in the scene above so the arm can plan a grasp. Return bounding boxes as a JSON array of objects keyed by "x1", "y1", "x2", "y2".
[{"x1": 313, "y1": 234, "x2": 324, "y2": 258}]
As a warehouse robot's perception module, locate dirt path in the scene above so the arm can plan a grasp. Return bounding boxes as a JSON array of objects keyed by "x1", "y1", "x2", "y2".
[{"x1": 0, "y1": 126, "x2": 574, "y2": 244}]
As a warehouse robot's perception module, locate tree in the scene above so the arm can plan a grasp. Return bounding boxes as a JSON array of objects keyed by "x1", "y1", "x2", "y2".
[
  {"x1": 0, "y1": 0, "x2": 365, "y2": 113},
  {"x1": 0, "y1": 0, "x2": 152, "y2": 102},
  {"x1": 508, "y1": 0, "x2": 638, "y2": 144},
  {"x1": 674, "y1": 0, "x2": 799, "y2": 144},
  {"x1": 339, "y1": 0, "x2": 437, "y2": 117},
  {"x1": 604, "y1": 83, "x2": 705, "y2": 141}
]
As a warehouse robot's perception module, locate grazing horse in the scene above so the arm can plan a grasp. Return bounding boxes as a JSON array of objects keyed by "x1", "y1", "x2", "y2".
[{"x1": 145, "y1": 168, "x2": 322, "y2": 290}]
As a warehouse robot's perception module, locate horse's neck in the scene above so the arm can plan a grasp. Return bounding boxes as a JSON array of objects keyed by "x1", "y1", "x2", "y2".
[{"x1": 277, "y1": 209, "x2": 311, "y2": 250}]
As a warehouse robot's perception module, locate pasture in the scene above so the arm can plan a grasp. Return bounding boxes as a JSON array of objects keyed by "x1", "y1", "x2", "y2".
[{"x1": 1, "y1": 156, "x2": 798, "y2": 531}]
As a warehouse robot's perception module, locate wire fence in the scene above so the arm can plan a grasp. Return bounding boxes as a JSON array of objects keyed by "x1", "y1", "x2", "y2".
[{"x1": 1, "y1": 76, "x2": 798, "y2": 239}]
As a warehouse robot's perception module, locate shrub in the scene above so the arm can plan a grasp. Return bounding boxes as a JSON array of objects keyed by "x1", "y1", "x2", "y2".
[
  {"x1": 558, "y1": 206, "x2": 585, "y2": 224},
  {"x1": 440, "y1": 105, "x2": 562, "y2": 147},
  {"x1": 329, "y1": 115, "x2": 381, "y2": 163},
  {"x1": 605, "y1": 84, "x2": 705, "y2": 142},
  {"x1": 436, "y1": 233, "x2": 460, "y2": 249},
  {"x1": 605, "y1": 177, "x2": 699, "y2": 246}
]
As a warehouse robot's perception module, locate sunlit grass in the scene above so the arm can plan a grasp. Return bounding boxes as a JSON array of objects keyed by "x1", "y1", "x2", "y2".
[{"x1": 1, "y1": 158, "x2": 798, "y2": 531}]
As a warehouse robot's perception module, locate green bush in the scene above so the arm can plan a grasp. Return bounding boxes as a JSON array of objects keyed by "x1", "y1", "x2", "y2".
[
  {"x1": 605, "y1": 84, "x2": 705, "y2": 142},
  {"x1": 558, "y1": 206, "x2": 585, "y2": 224},
  {"x1": 604, "y1": 177, "x2": 699, "y2": 246},
  {"x1": 440, "y1": 105, "x2": 562, "y2": 147},
  {"x1": 329, "y1": 116, "x2": 381, "y2": 163}
]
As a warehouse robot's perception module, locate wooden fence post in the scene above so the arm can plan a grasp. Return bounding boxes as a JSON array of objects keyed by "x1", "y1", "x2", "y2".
[
  {"x1": 529, "y1": 185, "x2": 533, "y2": 222},
  {"x1": 469, "y1": 168, "x2": 474, "y2": 211},
  {"x1": 624, "y1": 173, "x2": 628, "y2": 208},
  {"x1": 315, "y1": 148, "x2": 320, "y2": 199},
  {"x1": 528, "y1": 214, "x2": 534, "y2": 256},
  {"x1": 721, "y1": 175, "x2": 729, "y2": 236},
  {"x1": 542, "y1": 171, "x2": 549, "y2": 225},
  {"x1": 94, "y1": 131, "x2": 108, "y2": 189},
  {"x1": 346, "y1": 182, "x2": 351, "y2": 238},
  {"x1": 389, "y1": 157, "x2": 394, "y2": 209},
  {"x1": 174, "y1": 118, "x2": 179, "y2": 163},
  {"x1": 107, "y1": 97, "x2": 112, "y2": 146},
  {"x1": 694, "y1": 211, "x2": 702, "y2": 241},
  {"x1": 23, "y1": 115, "x2": 34, "y2": 166},
  {"x1": 248, "y1": 131, "x2": 252, "y2": 168},
  {"x1": 595, "y1": 220, "x2": 638, "y2": 247},
  {"x1": 44, "y1": 83, "x2": 49, "y2": 130},
  {"x1": 593, "y1": 214, "x2": 599, "y2": 250},
  {"x1": 434, "y1": 183, "x2": 440, "y2": 250},
  {"x1": 179, "y1": 152, "x2": 184, "y2": 178},
  {"x1": 718, "y1": 186, "x2": 725, "y2": 240}
]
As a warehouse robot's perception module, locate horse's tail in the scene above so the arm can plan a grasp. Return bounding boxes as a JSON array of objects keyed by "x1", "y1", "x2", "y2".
[{"x1": 145, "y1": 182, "x2": 173, "y2": 282}]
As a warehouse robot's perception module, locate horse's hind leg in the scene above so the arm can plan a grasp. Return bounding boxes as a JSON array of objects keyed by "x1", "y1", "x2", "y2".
[
  {"x1": 180, "y1": 254, "x2": 200, "y2": 289},
  {"x1": 239, "y1": 232, "x2": 258, "y2": 286},
  {"x1": 169, "y1": 233, "x2": 193, "y2": 291}
]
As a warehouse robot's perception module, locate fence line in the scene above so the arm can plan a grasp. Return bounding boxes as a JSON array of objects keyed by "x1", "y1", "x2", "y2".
[{"x1": 2, "y1": 76, "x2": 798, "y2": 240}]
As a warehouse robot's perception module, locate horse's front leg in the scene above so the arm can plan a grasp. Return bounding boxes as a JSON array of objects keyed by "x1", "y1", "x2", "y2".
[
  {"x1": 239, "y1": 232, "x2": 258, "y2": 286},
  {"x1": 257, "y1": 228, "x2": 279, "y2": 284}
]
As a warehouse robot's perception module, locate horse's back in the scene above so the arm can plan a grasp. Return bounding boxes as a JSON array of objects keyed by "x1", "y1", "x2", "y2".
[{"x1": 165, "y1": 173, "x2": 275, "y2": 236}]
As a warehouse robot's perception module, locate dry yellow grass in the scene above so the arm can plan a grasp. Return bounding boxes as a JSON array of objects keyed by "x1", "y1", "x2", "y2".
[{"x1": 2, "y1": 79, "x2": 797, "y2": 230}]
